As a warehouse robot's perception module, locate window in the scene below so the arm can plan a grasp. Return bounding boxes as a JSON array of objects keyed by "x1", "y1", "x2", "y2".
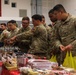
[
  {"x1": 4, "y1": 0, "x2": 9, "y2": 4},
  {"x1": 19, "y1": 9, "x2": 27, "y2": 17},
  {"x1": 11, "y1": 2, "x2": 16, "y2": 8}
]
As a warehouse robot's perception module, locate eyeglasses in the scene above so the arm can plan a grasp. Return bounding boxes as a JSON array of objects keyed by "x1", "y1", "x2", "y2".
[{"x1": 22, "y1": 22, "x2": 29, "y2": 24}]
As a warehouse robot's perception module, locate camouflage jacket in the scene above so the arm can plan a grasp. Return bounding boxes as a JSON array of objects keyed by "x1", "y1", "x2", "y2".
[
  {"x1": 16, "y1": 24, "x2": 48, "y2": 57},
  {"x1": 17, "y1": 26, "x2": 31, "y2": 34},
  {"x1": 9, "y1": 27, "x2": 19, "y2": 38},
  {"x1": 0, "y1": 29, "x2": 10, "y2": 41},
  {"x1": 54, "y1": 14, "x2": 76, "y2": 56},
  {"x1": 15, "y1": 26, "x2": 31, "y2": 51},
  {"x1": 30, "y1": 24, "x2": 48, "y2": 54}
]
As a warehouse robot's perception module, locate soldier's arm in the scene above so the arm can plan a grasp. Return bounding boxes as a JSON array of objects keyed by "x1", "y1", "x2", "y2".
[
  {"x1": 19, "y1": 40, "x2": 31, "y2": 45},
  {"x1": 32, "y1": 26, "x2": 40, "y2": 36},
  {"x1": 68, "y1": 20, "x2": 76, "y2": 49},
  {"x1": 16, "y1": 30, "x2": 33, "y2": 41},
  {"x1": 10, "y1": 30, "x2": 32, "y2": 42},
  {"x1": 53, "y1": 25, "x2": 63, "y2": 50},
  {"x1": 17, "y1": 28, "x2": 22, "y2": 34}
]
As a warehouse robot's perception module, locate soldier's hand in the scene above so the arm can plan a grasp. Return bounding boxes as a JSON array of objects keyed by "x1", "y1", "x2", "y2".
[
  {"x1": 10, "y1": 36, "x2": 17, "y2": 41},
  {"x1": 4, "y1": 39, "x2": 8, "y2": 43},
  {"x1": 9, "y1": 40, "x2": 13, "y2": 44},
  {"x1": 65, "y1": 44, "x2": 72, "y2": 50},
  {"x1": 60, "y1": 45, "x2": 66, "y2": 51},
  {"x1": 4, "y1": 39, "x2": 13, "y2": 45}
]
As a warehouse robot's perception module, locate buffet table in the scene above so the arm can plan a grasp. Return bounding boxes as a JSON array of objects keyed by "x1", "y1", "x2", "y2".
[{"x1": 0, "y1": 53, "x2": 76, "y2": 75}]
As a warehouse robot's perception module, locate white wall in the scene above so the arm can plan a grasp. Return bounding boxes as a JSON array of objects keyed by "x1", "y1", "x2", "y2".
[
  {"x1": 55, "y1": 0, "x2": 76, "y2": 15},
  {"x1": 1, "y1": 0, "x2": 31, "y2": 21},
  {"x1": 42, "y1": 0, "x2": 56, "y2": 25},
  {"x1": 42, "y1": 0, "x2": 76, "y2": 25},
  {"x1": 1, "y1": 0, "x2": 76, "y2": 24}
]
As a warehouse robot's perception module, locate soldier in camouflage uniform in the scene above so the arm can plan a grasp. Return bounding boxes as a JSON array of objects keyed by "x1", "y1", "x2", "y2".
[
  {"x1": 10, "y1": 14, "x2": 48, "y2": 58},
  {"x1": 4, "y1": 20, "x2": 19, "y2": 46},
  {"x1": 0, "y1": 23, "x2": 10, "y2": 47},
  {"x1": 0, "y1": 23, "x2": 10, "y2": 42},
  {"x1": 48, "y1": 9, "x2": 62, "y2": 62},
  {"x1": 30, "y1": 14, "x2": 48, "y2": 58},
  {"x1": 7, "y1": 20, "x2": 19, "y2": 38},
  {"x1": 41, "y1": 15, "x2": 53, "y2": 58},
  {"x1": 53, "y1": 4, "x2": 76, "y2": 64},
  {"x1": 17, "y1": 17, "x2": 31, "y2": 34},
  {"x1": 48, "y1": 9, "x2": 58, "y2": 53},
  {"x1": 16, "y1": 17, "x2": 31, "y2": 53}
]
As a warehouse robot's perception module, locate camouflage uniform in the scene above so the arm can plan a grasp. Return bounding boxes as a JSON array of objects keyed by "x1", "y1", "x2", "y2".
[
  {"x1": 52, "y1": 21, "x2": 62, "y2": 65},
  {"x1": 16, "y1": 24, "x2": 48, "y2": 58},
  {"x1": 0, "y1": 29, "x2": 10, "y2": 47},
  {"x1": 6, "y1": 27, "x2": 19, "y2": 47},
  {"x1": 54, "y1": 14, "x2": 76, "y2": 64},
  {"x1": 44, "y1": 24, "x2": 52, "y2": 39},
  {"x1": 0, "y1": 29, "x2": 10, "y2": 41},
  {"x1": 30, "y1": 24, "x2": 48, "y2": 57},
  {"x1": 9, "y1": 27, "x2": 19, "y2": 38},
  {"x1": 16, "y1": 26, "x2": 31, "y2": 53},
  {"x1": 17, "y1": 26, "x2": 31, "y2": 34},
  {"x1": 44, "y1": 24, "x2": 54, "y2": 58}
]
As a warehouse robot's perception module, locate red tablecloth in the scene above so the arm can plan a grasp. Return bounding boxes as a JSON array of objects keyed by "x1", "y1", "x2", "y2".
[
  {"x1": 0, "y1": 61, "x2": 3, "y2": 66},
  {"x1": 0, "y1": 61, "x2": 20, "y2": 75},
  {"x1": 1, "y1": 69, "x2": 20, "y2": 75},
  {"x1": 0, "y1": 61, "x2": 3, "y2": 75}
]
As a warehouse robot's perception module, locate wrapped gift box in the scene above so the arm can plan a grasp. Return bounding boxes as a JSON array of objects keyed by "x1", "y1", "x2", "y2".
[
  {"x1": 28, "y1": 59, "x2": 58, "y2": 70},
  {"x1": 17, "y1": 56, "x2": 28, "y2": 67},
  {"x1": 17, "y1": 54, "x2": 34, "y2": 67}
]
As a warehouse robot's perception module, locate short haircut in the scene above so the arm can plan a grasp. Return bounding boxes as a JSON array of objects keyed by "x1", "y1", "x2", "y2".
[
  {"x1": 22, "y1": 17, "x2": 30, "y2": 22},
  {"x1": 7, "y1": 20, "x2": 18, "y2": 27},
  {"x1": 53, "y1": 4, "x2": 66, "y2": 12},
  {"x1": 32, "y1": 14, "x2": 42, "y2": 21},
  {"x1": 0, "y1": 23, "x2": 6, "y2": 26},
  {"x1": 8, "y1": 20, "x2": 16, "y2": 24},
  {"x1": 48, "y1": 9, "x2": 54, "y2": 14}
]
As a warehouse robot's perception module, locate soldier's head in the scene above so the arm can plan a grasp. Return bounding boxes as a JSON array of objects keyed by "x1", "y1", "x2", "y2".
[
  {"x1": 7, "y1": 20, "x2": 17, "y2": 30},
  {"x1": 41, "y1": 15, "x2": 46, "y2": 25},
  {"x1": 22, "y1": 17, "x2": 30, "y2": 28},
  {"x1": 32, "y1": 14, "x2": 42, "y2": 26},
  {"x1": 48, "y1": 9, "x2": 57, "y2": 22},
  {"x1": 0, "y1": 23, "x2": 6, "y2": 30},
  {"x1": 53, "y1": 4, "x2": 67, "y2": 20}
]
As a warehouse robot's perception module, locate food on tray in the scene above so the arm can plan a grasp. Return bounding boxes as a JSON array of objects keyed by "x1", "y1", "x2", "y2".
[{"x1": 4, "y1": 58, "x2": 17, "y2": 70}]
